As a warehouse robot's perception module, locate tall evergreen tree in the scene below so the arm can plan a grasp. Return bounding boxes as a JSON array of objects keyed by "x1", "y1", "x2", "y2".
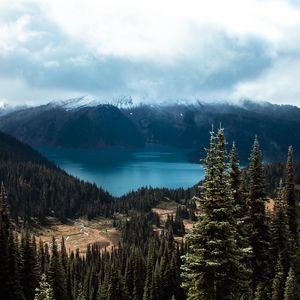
[
  {"x1": 181, "y1": 128, "x2": 248, "y2": 300},
  {"x1": 284, "y1": 268, "x2": 296, "y2": 300},
  {"x1": 34, "y1": 273, "x2": 54, "y2": 300},
  {"x1": 21, "y1": 229, "x2": 39, "y2": 300},
  {"x1": 0, "y1": 183, "x2": 25, "y2": 300},
  {"x1": 143, "y1": 241, "x2": 156, "y2": 300},
  {"x1": 270, "y1": 180, "x2": 291, "y2": 276},
  {"x1": 7, "y1": 230, "x2": 25, "y2": 300},
  {"x1": 0, "y1": 183, "x2": 10, "y2": 299},
  {"x1": 229, "y1": 142, "x2": 250, "y2": 245},
  {"x1": 284, "y1": 146, "x2": 298, "y2": 244},
  {"x1": 248, "y1": 136, "x2": 270, "y2": 294},
  {"x1": 271, "y1": 259, "x2": 285, "y2": 300},
  {"x1": 48, "y1": 236, "x2": 67, "y2": 300}
]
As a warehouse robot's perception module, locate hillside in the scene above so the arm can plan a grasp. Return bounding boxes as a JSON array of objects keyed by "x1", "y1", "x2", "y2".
[
  {"x1": 1, "y1": 100, "x2": 300, "y2": 162},
  {"x1": 0, "y1": 129, "x2": 113, "y2": 222}
]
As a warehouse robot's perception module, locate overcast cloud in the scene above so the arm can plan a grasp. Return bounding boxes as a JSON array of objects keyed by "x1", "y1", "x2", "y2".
[{"x1": 0, "y1": 0, "x2": 299, "y2": 106}]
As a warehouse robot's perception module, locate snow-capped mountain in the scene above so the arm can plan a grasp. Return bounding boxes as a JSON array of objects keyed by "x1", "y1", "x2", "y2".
[
  {"x1": 0, "y1": 102, "x2": 28, "y2": 116},
  {"x1": 49, "y1": 95, "x2": 134, "y2": 110},
  {"x1": 1, "y1": 98, "x2": 300, "y2": 162}
]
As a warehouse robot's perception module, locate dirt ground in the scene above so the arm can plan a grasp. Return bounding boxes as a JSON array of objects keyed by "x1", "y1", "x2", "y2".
[
  {"x1": 152, "y1": 201, "x2": 195, "y2": 235},
  {"x1": 152, "y1": 201, "x2": 183, "y2": 222},
  {"x1": 36, "y1": 217, "x2": 121, "y2": 255}
]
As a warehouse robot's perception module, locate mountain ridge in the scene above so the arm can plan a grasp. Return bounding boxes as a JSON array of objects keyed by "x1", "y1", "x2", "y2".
[{"x1": 1, "y1": 99, "x2": 300, "y2": 162}]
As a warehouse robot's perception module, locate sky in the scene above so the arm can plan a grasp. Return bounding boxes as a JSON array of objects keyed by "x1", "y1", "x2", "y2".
[{"x1": 0, "y1": 0, "x2": 300, "y2": 106}]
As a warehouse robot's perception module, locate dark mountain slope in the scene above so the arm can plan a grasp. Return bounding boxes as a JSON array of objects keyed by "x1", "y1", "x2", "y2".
[
  {"x1": 56, "y1": 105, "x2": 144, "y2": 147},
  {"x1": 123, "y1": 103, "x2": 300, "y2": 161},
  {"x1": 1, "y1": 101, "x2": 300, "y2": 161},
  {"x1": 0, "y1": 129, "x2": 54, "y2": 166},
  {"x1": 0, "y1": 105, "x2": 144, "y2": 148},
  {"x1": 0, "y1": 129, "x2": 112, "y2": 221}
]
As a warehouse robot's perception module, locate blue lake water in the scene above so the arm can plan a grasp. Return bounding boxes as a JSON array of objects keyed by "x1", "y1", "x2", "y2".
[{"x1": 37, "y1": 147, "x2": 204, "y2": 196}]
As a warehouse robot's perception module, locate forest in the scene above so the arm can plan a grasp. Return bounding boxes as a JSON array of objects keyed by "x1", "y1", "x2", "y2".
[{"x1": 0, "y1": 127, "x2": 299, "y2": 300}]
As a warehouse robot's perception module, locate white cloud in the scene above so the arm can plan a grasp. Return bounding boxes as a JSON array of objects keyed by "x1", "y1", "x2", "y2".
[
  {"x1": 0, "y1": 0, "x2": 299, "y2": 105},
  {"x1": 37, "y1": 0, "x2": 300, "y2": 59},
  {"x1": 233, "y1": 55, "x2": 300, "y2": 104}
]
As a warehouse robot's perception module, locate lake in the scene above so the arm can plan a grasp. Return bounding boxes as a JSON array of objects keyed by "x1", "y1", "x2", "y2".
[{"x1": 37, "y1": 147, "x2": 205, "y2": 196}]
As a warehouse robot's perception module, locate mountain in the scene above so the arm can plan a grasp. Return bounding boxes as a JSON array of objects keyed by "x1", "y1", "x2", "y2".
[
  {"x1": 0, "y1": 103, "x2": 144, "y2": 148},
  {"x1": 0, "y1": 129, "x2": 54, "y2": 166},
  {"x1": 0, "y1": 129, "x2": 113, "y2": 222},
  {"x1": 50, "y1": 95, "x2": 134, "y2": 110},
  {"x1": 0, "y1": 99, "x2": 300, "y2": 161},
  {"x1": 0, "y1": 103, "x2": 28, "y2": 116}
]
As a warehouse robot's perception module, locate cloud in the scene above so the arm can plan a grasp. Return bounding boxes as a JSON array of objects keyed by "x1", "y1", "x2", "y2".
[{"x1": 0, "y1": 0, "x2": 299, "y2": 105}]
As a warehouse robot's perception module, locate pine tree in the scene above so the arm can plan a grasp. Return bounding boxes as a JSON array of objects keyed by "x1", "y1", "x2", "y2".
[
  {"x1": 21, "y1": 229, "x2": 39, "y2": 300},
  {"x1": 132, "y1": 248, "x2": 145, "y2": 300},
  {"x1": 254, "y1": 283, "x2": 264, "y2": 300},
  {"x1": 284, "y1": 268, "x2": 296, "y2": 300},
  {"x1": 34, "y1": 273, "x2": 54, "y2": 300},
  {"x1": 48, "y1": 236, "x2": 67, "y2": 300},
  {"x1": 270, "y1": 180, "x2": 291, "y2": 276},
  {"x1": 0, "y1": 183, "x2": 10, "y2": 299},
  {"x1": 143, "y1": 241, "x2": 156, "y2": 300},
  {"x1": 271, "y1": 259, "x2": 285, "y2": 300},
  {"x1": 7, "y1": 230, "x2": 25, "y2": 300},
  {"x1": 107, "y1": 263, "x2": 124, "y2": 300},
  {"x1": 229, "y1": 142, "x2": 252, "y2": 296},
  {"x1": 285, "y1": 146, "x2": 298, "y2": 244},
  {"x1": 0, "y1": 183, "x2": 25, "y2": 300},
  {"x1": 75, "y1": 282, "x2": 87, "y2": 300},
  {"x1": 248, "y1": 136, "x2": 270, "y2": 293},
  {"x1": 181, "y1": 128, "x2": 248, "y2": 300},
  {"x1": 229, "y1": 142, "x2": 250, "y2": 247}
]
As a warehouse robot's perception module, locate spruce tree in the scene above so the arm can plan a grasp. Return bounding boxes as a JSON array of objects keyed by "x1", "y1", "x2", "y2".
[
  {"x1": 7, "y1": 230, "x2": 25, "y2": 300},
  {"x1": 254, "y1": 283, "x2": 264, "y2": 300},
  {"x1": 284, "y1": 146, "x2": 298, "y2": 244},
  {"x1": 143, "y1": 241, "x2": 156, "y2": 300},
  {"x1": 229, "y1": 142, "x2": 250, "y2": 246},
  {"x1": 107, "y1": 263, "x2": 124, "y2": 300},
  {"x1": 270, "y1": 180, "x2": 291, "y2": 276},
  {"x1": 0, "y1": 184, "x2": 25, "y2": 300},
  {"x1": 284, "y1": 268, "x2": 296, "y2": 300},
  {"x1": 21, "y1": 229, "x2": 39, "y2": 300},
  {"x1": 271, "y1": 259, "x2": 285, "y2": 300},
  {"x1": 34, "y1": 273, "x2": 54, "y2": 300},
  {"x1": 229, "y1": 142, "x2": 252, "y2": 296},
  {"x1": 48, "y1": 236, "x2": 67, "y2": 300},
  {"x1": 248, "y1": 136, "x2": 270, "y2": 293},
  {"x1": 181, "y1": 128, "x2": 248, "y2": 300},
  {"x1": 0, "y1": 183, "x2": 10, "y2": 299}
]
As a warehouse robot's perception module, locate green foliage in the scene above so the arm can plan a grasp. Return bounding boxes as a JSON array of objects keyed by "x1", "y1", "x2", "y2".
[
  {"x1": 270, "y1": 181, "x2": 291, "y2": 276},
  {"x1": 48, "y1": 237, "x2": 67, "y2": 300},
  {"x1": 272, "y1": 260, "x2": 285, "y2": 300},
  {"x1": 248, "y1": 136, "x2": 271, "y2": 291},
  {"x1": 1, "y1": 127, "x2": 300, "y2": 300},
  {"x1": 284, "y1": 268, "x2": 296, "y2": 300},
  {"x1": 34, "y1": 273, "x2": 54, "y2": 300},
  {"x1": 285, "y1": 146, "x2": 298, "y2": 243},
  {"x1": 182, "y1": 128, "x2": 249, "y2": 300}
]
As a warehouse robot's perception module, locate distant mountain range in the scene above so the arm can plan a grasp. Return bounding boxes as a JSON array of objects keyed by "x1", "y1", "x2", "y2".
[{"x1": 0, "y1": 98, "x2": 300, "y2": 162}]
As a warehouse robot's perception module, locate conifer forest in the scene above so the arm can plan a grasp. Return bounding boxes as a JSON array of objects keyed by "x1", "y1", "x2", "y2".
[
  {"x1": 1, "y1": 1, "x2": 300, "y2": 299},
  {"x1": 0, "y1": 127, "x2": 299, "y2": 300}
]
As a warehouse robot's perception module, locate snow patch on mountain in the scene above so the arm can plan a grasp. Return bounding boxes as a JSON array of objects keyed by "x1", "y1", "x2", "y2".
[
  {"x1": 49, "y1": 95, "x2": 135, "y2": 110},
  {"x1": 0, "y1": 101, "x2": 28, "y2": 116}
]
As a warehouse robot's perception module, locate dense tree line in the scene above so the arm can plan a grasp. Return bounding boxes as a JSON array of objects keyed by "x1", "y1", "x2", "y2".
[
  {"x1": 0, "y1": 127, "x2": 300, "y2": 299},
  {"x1": 0, "y1": 184, "x2": 186, "y2": 300},
  {"x1": 0, "y1": 162, "x2": 112, "y2": 222}
]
